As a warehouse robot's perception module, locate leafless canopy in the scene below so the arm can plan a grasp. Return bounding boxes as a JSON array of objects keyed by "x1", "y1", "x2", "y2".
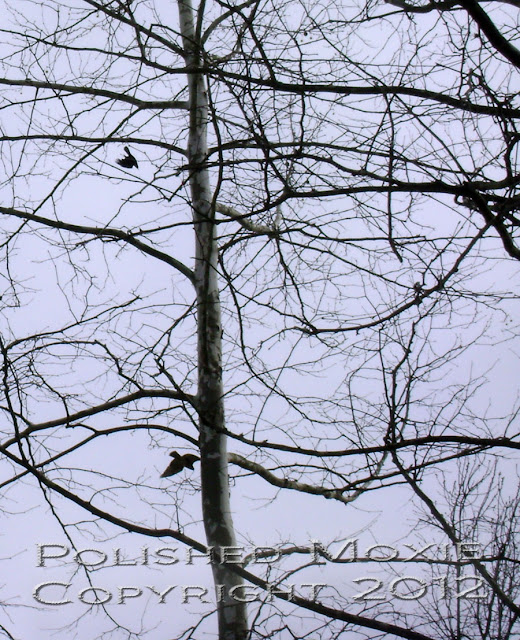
[{"x1": 0, "y1": 0, "x2": 519, "y2": 639}]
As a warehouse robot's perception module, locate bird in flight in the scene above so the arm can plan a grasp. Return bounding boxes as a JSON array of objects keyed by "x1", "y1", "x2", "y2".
[
  {"x1": 116, "y1": 146, "x2": 138, "y2": 169},
  {"x1": 160, "y1": 451, "x2": 200, "y2": 478}
]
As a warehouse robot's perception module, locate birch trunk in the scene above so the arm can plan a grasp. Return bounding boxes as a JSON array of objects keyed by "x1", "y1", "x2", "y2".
[{"x1": 177, "y1": 1, "x2": 249, "y2": 638}]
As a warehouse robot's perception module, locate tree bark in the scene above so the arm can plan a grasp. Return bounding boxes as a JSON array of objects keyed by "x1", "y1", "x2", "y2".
[{"x1": 176, "y1": 1, "x2": 249, "y2": 638}]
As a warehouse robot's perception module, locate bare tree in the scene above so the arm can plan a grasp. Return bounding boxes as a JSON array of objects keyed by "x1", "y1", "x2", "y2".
[
  {"x1": 0, "y1": 0, "x2": 519, "y2": 639},
  {"x1": 410, "y1": 458, "x2": 520, "y2": 640}
]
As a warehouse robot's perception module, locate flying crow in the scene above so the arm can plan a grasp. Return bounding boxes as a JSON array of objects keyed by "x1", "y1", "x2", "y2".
[{"x1": 116, "y1": 146, "x2": 138, "y2": 169}]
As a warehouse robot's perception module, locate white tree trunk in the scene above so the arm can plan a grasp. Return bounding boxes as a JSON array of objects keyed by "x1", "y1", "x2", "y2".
[{"x1": 177, "y1": 1, "x2": 249, "y2": 638}]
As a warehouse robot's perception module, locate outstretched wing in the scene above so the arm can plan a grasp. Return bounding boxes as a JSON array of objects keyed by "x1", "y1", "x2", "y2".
[{"x1": 160, "y1": 459, "x2": 183, "y2": 477}]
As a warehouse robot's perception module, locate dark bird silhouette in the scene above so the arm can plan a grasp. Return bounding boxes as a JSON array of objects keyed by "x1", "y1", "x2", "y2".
[
  {"x1": 116, "y1": 146, "x2": 138, "y2": 169},
  {"x1": 160, "y1": 451, "x2": 200, "y2": 478}
]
